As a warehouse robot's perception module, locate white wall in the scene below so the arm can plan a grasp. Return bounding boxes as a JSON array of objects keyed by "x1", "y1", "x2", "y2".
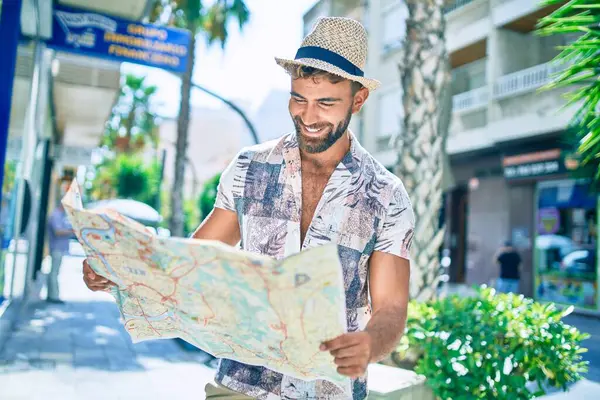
[
  {"x1": 159, "y1": 103, "x2": 250, "y2": 199},
  {"x1": 252, "y1": 90, "x2": 294, "y2": 143}
]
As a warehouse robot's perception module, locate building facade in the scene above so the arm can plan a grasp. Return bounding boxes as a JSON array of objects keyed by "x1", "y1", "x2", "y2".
[
  {"x1": 158, "y1": 103, "x2": 252, "y2": 199},
  {"x1": 0, "y1": 0, "x2": 163, "y2": 346},
  {"x1": 303, "y1": 0, "x2": 599, "y2": 314}
]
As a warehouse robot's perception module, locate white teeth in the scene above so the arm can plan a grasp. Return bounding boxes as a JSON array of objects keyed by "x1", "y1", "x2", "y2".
[{"x1": 305, "y1": 127, "x2": 321, "y2": 133}]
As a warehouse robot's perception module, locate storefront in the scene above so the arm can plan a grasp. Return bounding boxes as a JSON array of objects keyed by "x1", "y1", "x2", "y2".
[
  {"x1": 503, "y1": 148, "x2": 600, "y2": 314},
  {"x1": 534, "y1": 180, "x2": 598, "y2": 312},
  {"x1": 1, "y1": 0, "x2": 191, "y2": 346},
  {"x1": 0, "y1": 0, "x2": 54, "y2": 339}
]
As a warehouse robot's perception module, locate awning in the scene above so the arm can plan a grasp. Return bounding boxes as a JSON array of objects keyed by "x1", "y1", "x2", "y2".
[
  {"x1": 52, "y1": 52, "x2": 121, "y2": 149},
  {"x1": 57, "y1": 0, "x2": 151, "y2": 21},
  {"x1": 87, "y1": 198, "x2": 163, "y2": 226}
]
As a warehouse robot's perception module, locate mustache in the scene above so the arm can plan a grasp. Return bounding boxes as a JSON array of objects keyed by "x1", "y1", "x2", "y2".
[{"x1": 293, "y1": 116, "x2": 331, "y2": 130}]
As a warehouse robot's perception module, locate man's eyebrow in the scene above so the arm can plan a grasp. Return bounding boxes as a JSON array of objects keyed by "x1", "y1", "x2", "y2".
[
  {"x1": 317, "y1": 97, "x2": 342, "y2": 102},
  {"x1": 290, "y1": 92, "x2": 342, "y2": 102},
  {"x1": 290, "y1": 91, "x2": 305, "y2": 99}
]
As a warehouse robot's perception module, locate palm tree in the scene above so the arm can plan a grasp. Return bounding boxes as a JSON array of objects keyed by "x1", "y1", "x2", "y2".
[
  {"x1": 537, "y1": 0, "x2": 600, "y2": 189},
  {"x1": 102, "y1": 74, "x2": 160, "y2": 155},
  {"x1": 149, "y1": 0, "x2": 250, "y2": 237},
  {"x1": 394, "y1": 0, "x2": 452, "y2": 302}
]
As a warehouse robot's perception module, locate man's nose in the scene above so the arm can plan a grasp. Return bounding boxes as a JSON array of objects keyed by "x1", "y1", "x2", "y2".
[{"x1": 300, "y1": 104, "x2": 320, "y2": 126}]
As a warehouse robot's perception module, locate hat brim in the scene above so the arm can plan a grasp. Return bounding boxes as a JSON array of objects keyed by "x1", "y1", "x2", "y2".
[{"x1": 275, "y1": 57, "x2": 381, "y2": 91}]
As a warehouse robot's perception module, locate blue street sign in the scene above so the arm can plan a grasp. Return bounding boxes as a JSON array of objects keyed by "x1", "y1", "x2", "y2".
[{"x1": 46, "y1": 5, "x2": 191, "y2": 73}]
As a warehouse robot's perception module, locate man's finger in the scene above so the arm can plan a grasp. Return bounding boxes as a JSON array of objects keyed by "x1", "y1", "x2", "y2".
[
  {"x1": 84, "y1": 272, "x2": 107, "y2": 284},
  {"x1": 87, "y1": 281, "x2": 109, "y2": 289},
  {"x1": 83, "y1": 261, "x2": 96, "y2": 278},
  {"x1": 321, "y1": 334, "x2": 359, "y2": 351},
  {"x1": 331, "y1": 344, "x2": 363, "y2": 359},
  {"x1": 334, "y1": 356, "x2": 360, "y2": 368}
]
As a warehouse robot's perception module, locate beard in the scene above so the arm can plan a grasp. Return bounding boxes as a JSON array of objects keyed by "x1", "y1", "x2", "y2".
[{"x1": 292, "y1": 107, "x2": 353, "y2": 154}]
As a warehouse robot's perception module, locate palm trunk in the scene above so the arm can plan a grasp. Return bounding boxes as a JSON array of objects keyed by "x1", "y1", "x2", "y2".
[
  {"x1": 170, "y1": 34, "x2": 196, "y2": 237},
  {"x1": 395, "y1": 0, "x2": 451, "y2": 302}
]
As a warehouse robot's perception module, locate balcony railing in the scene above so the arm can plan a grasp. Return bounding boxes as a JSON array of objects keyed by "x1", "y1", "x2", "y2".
[
  {"x1": 493, "y1": 61, "x2": 568, "y2": 100},
  {"x1": 444, "y1": 0, "x2": 475, "y2": 14},
  {"x1": 452, "y1": 86, "x2": 488, "y2": 112}
]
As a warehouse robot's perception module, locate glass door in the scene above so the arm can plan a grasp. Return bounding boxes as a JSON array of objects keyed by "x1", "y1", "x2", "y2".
[
  {"x1": 0, "y1": 40, "x2": 36, "y2": 303},
  {"x1": 534, "y1": 179, "x2": 598, "y2": 311}
]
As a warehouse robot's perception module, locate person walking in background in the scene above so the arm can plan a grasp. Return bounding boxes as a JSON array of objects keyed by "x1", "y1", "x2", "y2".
[
  {"x1": 46, "y1": 202, "x2": 73, "y2": 303},
  {"x1": 495, "y1": 241, "x2": 522, "y2": 293}
]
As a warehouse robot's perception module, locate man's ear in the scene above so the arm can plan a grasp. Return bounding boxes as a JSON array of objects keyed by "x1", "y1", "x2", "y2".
[{"x1": 352, "y1": 87, "x2": 369, "y2": 114}]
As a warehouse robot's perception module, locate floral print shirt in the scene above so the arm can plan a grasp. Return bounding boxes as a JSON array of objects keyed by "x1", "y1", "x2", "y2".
[{"x1": 214, "y1": 132, "x2": 415, "y2": 399}]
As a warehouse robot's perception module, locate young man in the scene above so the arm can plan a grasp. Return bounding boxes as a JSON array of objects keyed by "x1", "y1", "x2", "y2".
[
  {"x1": 47, "y1": 201, "x2": 74, "y2": 303},
  {"x1": 82, "y1": 17, "x2": 415, "y2": 399}
]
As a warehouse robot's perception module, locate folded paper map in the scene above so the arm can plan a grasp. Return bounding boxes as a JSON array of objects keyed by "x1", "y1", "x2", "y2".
[{"x1": 62, "y1": 179, "x2": 350, "y2": 390}]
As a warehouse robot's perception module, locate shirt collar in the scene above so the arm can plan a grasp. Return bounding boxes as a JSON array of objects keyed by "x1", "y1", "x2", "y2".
[{"x1": 281, "y1": 130, "x2": 364, "y2": 177}]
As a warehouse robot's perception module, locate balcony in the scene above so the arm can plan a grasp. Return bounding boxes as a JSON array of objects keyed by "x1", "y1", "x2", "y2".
[
  {"x1": 303, "y1": 0, "x2": 364, "y2": 35},
  {"x1": 493, "y1": 61, "x2": 568, "y2": 100},
  {"x1": 453, "y1": 86, "x2": 488, "y2": 113},
  {"x1": 493, "y1": 0, "x2": 567, "y2": 32},
  {"x1": 445, "y1": 0, "x2": 475, "y2": 14}
]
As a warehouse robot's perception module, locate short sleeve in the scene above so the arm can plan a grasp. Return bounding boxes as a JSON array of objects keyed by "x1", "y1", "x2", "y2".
[
  {"x1": 374, "y1": 182, "x2": 415, "y2": 260},
  {"x1": 214, "y1": 152, "x2": 240, "y2": 213}
]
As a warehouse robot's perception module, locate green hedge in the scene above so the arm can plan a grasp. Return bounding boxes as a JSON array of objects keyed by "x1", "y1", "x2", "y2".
[{"x1": 397, "y1": 286, "x2": 590, "y2": 399}]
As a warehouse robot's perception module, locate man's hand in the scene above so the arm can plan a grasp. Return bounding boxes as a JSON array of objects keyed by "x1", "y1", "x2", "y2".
[
  {"x1": 82, "y1": 259, "x2": 115, "y2": 292},
  {"x1": 321, "y1": 332, "x2": 372, "y2": 378}
]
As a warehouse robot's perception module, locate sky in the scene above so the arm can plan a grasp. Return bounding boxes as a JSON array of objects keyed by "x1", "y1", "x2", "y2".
[{"x1": 122, "y1": 0, "x2": 318, "y2": 118}]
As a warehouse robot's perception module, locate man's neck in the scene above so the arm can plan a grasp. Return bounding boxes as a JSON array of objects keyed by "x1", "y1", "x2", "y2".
[{"x1": 300, "y1": 132, "x2": 351, "y2": 173}]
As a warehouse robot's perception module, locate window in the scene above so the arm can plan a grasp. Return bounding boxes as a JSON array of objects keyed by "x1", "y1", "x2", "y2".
[
  {"x1": 381, "y1": 3, "x2": 408, "y2": 54},
  {"x1": 451, "y1": 58, "x2": 487, "y2": 95},
  {"x1": 378, "y1": 88, "x2": 403, "y2": 147},
  {"x1": 534, "y1": 180, "x2": 598, "y2": 310}
]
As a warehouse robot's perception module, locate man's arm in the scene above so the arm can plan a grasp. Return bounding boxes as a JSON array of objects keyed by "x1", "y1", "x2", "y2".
[
  {"x1": 48, "y1": 211, "x2": 73, "y2": 237},
  {"x1": 54, "y1": 228, "x2": 73, "y2": 236},
  {"x1": 321, "y1": 251, "x2": 410, "y2": 377},
  {"x1": 365, "y1": 251, "x2": 410, "y2": 361},
  {"x1": 191, "y1": 207, "x2": 241, "y2": 245}
]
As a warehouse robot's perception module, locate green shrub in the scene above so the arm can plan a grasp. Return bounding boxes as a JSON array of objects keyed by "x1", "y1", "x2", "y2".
[
  {"x1": 198, "y1": 172, "x2": 221, "y2": 222},
  {"x1": 90, "y1": 154, "x2": 160, "y2": 207},
  {"x1": 397, "y1": 286, "x2": 589, "y2": 399}
]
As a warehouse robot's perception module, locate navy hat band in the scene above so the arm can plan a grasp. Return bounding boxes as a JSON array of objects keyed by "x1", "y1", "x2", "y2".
[{"x1": 294, "y1": 46, "x2": 364, "y2": 77}]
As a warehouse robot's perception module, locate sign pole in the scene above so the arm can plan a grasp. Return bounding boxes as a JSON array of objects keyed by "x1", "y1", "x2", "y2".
[{"x1": 0, "y1": 0, "x2": 24, "y2": 303}]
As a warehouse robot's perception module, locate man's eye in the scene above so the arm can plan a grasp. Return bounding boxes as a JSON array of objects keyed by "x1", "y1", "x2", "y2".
[
  {"x1": 320, "y1": 102, "x2": 334, "y2": 107},
  {"x1": 294, "y1": 98, "x2": 306, "y2": 103}
]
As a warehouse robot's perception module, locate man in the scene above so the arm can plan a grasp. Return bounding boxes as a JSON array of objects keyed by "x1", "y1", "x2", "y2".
[
  {"x1": 494, "y1": 241, "x2": 521, "y2": 293},
  {"x1": 47, "y1": 201, "x2": 73, "y2": 303},
  {"x1": 82, "y1": 17, "x2": 414, "y2": 399}
]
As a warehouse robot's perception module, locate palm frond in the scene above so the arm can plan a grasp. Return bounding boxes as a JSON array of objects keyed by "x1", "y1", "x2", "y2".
[{"x1": 539, "y1": 0, "x2": 600, "y2": 188}]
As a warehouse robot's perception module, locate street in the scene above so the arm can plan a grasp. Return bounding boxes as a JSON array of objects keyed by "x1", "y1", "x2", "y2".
[
  {"x1": 563, "y1": 313, "x2": 600, "y2": 383},
  {"x1": 0, "y1": 255, "x2": 216, "y2": 399}
]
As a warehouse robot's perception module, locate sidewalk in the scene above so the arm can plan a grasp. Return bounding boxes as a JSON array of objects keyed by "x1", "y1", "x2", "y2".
[{"x1": 0, "y1": 255, "x2": 216, "y2": 399}]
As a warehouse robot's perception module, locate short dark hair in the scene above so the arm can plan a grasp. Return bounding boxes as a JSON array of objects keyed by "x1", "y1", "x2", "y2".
[{"x1": 289, "y1": 65, "x2": 364, "y2": 96}]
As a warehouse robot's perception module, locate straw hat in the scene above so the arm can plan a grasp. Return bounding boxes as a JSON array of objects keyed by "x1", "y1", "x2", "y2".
[{"x1": 275, "y1": 17, "x2": 380, "y2": 91}]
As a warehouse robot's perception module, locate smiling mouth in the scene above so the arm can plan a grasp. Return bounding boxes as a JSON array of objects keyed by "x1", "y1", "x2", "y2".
[{"x1": 301, "y1": 124, "x2": 327, "y2": 136}]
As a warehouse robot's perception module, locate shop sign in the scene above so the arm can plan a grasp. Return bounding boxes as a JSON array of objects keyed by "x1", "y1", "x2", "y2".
[
  {"x1": 538, "y1": 207, "x2": 560, "y2": 235},
  {"x1": 46, "y1": 5, "x2": 191, "y2": 73},
  {"x1": 503, "y1": 149, "x2": 574, "y2": 180}
]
